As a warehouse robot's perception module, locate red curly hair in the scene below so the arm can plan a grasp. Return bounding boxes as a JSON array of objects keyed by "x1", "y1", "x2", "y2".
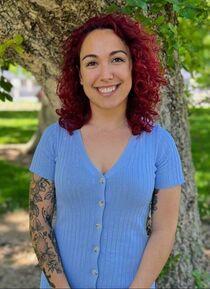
[{"x1": 56, "y1": 12, "x2": 167, "y2": 135}]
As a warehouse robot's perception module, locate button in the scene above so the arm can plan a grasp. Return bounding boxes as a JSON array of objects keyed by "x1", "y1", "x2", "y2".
[
  {"x1": 96, "y1": 223, "x2": 102, "y2": 229},
  {"x1": 99, "y1": 177, "x2": 105, "y2": 184},
  {"x1": 98, "y1": 200, "x2": 104, "y2": 207},
  {"x1": 93, "y1": 245, "x2": 99, "y2": 253},
  {"x1": 91, "y1": 269, "x2": 98, "y2": 276}
]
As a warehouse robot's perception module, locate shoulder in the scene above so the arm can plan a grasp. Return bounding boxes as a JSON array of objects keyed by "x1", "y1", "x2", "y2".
[
  {"x1": 151, "y1": 123, "x2": 175, "y2": 144},
  {"x1": 39, "y1": 122, "x2": 65, "y2": 151},
  {"x1": 141, "y1": 123, "x2": 178, "y2": 157},
  {"x1": 42, "y1": 122, "x2": 60, "y2": 134},
  {"x1": 152, "y1": 124, "x2": 181, "y2": 162},
  {"x1": 42, "y1": 121, "x2": 69, "y2": 138},
  {"x1": 139, "y1": 123, "x2": 172, "y2": 142}
]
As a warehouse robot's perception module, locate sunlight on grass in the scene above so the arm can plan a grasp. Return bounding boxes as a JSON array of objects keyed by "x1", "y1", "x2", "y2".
[
  {"x1": 0, "y1": 159, "x2": 30, "y2": 214},
  {"x1": 0, "y1": 111, "x2": 38, "y2": 143},
  {"x1": 188, "y1": 107, "x2": 210, "y2": 220}
]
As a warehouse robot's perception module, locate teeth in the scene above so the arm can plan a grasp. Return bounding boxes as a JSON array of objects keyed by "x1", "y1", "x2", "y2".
[{"x1": 98, "y1": 85, "x2": 117, "y2": 93}]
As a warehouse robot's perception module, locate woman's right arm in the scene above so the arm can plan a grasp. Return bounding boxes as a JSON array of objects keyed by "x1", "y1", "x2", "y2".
[{"x1": 29, "y1": 173, "x2": 71, "y2": 288}]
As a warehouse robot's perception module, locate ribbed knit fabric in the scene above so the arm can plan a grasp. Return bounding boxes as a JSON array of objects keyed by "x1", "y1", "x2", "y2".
[{"x1": 29, "y1": 122, "x2": 185, "y2": 289}]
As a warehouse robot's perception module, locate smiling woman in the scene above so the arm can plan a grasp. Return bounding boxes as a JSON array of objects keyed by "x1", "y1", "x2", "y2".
[
  {"x1": 29, "y1": 12, "x2": 185, "y2": 289},
  {"x1": 55, "y1": 13, "x2": 167, "y2": 135}
]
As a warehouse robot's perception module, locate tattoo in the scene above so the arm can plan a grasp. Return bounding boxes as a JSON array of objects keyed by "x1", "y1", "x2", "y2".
[
  {"x1": 146, "y1": 188, "x2": 159, "y2": 236},
  {"x1": 29, "y1": 174, "x2": 63, "y2": 288},
  {"x1": 151, "y1": 188, "x2": 159, "y2": 214}
]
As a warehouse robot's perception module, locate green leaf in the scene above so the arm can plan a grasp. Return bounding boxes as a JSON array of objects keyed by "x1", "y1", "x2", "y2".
[
  {"x1": 14, "y1": 46, "x2": 24, "y2": 54},
  {"x1": 135, "y1": 13, "x2": 153, "y2": 28},
  {"x1": 13, "y1": 34, "x2": 23, "y2": 45},
  {"x1": 180, "y1": 7, "x2": 199, "y2": 19},
  {"x1": 168, "y1": 23, "x2": 177, "y2": 33},
  {"x1": 103, "y1": 3, "x2": 119, "y2": 13},
  {"x1": 121, "y1": 5, "x2": 134, "y2": 14},
  {"x1": 5, "y1": 93, "x2": 13, "y2": 101},
  {"x1": 155, "y1": 16, "x2": 165, "y2": 25},
  {"x1": 0, "y1": 91, "x2": 13, "y2": 102},
  {"x1": 0, "y1": 45, "x2": 6, "y2": 57},
  {"x1": 0, "y1": 76, "x2": 13, "y2": 92},
  {"x1": 126, "y1": 0, "x2": 148, "y2": 11}
]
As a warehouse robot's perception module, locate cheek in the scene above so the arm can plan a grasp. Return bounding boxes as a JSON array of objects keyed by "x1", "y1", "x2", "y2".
[
  {"x1": 82, "y1": 70, "x2": 99, "y2": 86},
  {"x1": 116, "y1": 65, "x2": 132, "y2": 80}
]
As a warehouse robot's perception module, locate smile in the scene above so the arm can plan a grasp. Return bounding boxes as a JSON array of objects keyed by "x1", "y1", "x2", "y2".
[{"x1": 96, "y1": 84, "x2": 121, "y2": 95}]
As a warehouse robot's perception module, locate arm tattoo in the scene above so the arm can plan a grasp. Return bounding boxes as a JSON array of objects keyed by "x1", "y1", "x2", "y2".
[
  {"x1": 151, "y1": 188, "x2": 159, "y2": 214},
  {"x1": 146, "y1": 188, "x2": 159, "y2": 236},
  {"x1": 29, "y1": 174, "x2": 64, "y2": 288}
]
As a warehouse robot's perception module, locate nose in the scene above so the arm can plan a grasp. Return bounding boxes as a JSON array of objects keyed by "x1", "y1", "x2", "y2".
[{"x1": 99, "y1": 63, "x2": 114, "y2": 80}]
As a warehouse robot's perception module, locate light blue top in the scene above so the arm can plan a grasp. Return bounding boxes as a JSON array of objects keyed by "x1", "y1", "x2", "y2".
[{"x1": 29, "y1": 122, "x2": 185, "y2": 289}]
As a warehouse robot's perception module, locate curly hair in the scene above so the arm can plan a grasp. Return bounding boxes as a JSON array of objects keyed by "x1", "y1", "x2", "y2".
[{"x1": 56, "y1": 12, "x2": 167, "y2": 135}]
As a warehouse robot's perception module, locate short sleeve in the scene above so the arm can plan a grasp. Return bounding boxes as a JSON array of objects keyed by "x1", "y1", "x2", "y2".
[
  {"x1": 154, "y1": 127, "x2": 185, "y2": 189},
  {"x1": 29, "y1": 123, "x2": 58, "y2": 181}
]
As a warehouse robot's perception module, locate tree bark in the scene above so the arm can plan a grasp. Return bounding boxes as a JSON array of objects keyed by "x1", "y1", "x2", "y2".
[
  {"x1": 24, "y1": 90, "x2": 57, "y2": 154},
  {"x1": 0, "y1": 1, "x2": 208, "y2": 288}
]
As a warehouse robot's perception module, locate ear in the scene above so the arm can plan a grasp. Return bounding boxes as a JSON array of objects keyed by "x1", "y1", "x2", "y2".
[
  {"x1": 129, "y1": 59, "x2": 133, "y2": 71},
  {"x1": 79, "y1": 71, "x2": 83, "y2": 85}
]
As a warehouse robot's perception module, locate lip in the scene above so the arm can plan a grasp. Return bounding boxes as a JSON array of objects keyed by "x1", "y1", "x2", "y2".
[
  {"x1": 95, "y1": 83, "x2": 121, "y2": 89},
  {"x1": 95, "y1": 83, "x2": 121, "y2": 96}
]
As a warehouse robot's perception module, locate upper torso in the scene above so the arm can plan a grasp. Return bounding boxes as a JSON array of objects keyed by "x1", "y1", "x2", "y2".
[{"x1": 29, "y1": 121, "x2": 184, "y2": 289}]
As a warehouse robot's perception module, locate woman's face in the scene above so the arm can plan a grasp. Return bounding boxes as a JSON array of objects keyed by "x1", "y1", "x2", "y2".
[{"x1": 79, "y1": 29, "x2": 132, "y2": 110}]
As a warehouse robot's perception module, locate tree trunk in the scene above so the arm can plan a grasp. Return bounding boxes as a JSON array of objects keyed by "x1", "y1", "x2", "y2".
[
  {"x1": 0, "y1": 1, "x2": 208, "y2": 288},
  {"x1": 24, "y1": 90, "x2": 57, "y2": 154}
]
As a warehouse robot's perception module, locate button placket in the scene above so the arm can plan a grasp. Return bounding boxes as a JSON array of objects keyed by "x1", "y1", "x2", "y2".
[
  {"x1": 91, "y1": 269, "x2": 98, "y2": 276},
  {"x1": 98, "y1": 200, "x2": 104, "y2": 207},
  {"x1": 93, "y1": 245, "x2": 100, "y2": 253},
  {"x1": 90, "y1": 175, "x2": 106, "y2": 281},
  {"x1": 99, "y1": 176, "x2": 105, "y2": 184},
  {"x1": 96, "y1": 223, "x2": 102, "y2": 229}
]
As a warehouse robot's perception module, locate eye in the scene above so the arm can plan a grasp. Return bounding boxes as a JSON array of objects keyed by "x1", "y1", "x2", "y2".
[
  {"x1": 112, "y1": 57, "x2": 125, "y2": 63},
  {"x1": 86, "y1": 61, "x2": 97, "y2": 67},
  {"x1": 86, "y1": 57, "x2": 125, "y2": 67}
]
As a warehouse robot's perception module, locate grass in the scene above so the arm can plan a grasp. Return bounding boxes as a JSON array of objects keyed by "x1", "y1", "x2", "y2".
[
  {"x1": 0, "y1": 109, "x2": 209, "y2": 220},
  {"x1": 0, "y1": 159, "x2": 30, "y2": 214},
  {"x1": 0, "y1": 111, "x2": 38, "y2": 143},
  {"x1": 0, "y1": 110, "x2": 37, "y2": 214},
  {"x1": 188, "y1": 107, "x2": 210, "y2": 220}
]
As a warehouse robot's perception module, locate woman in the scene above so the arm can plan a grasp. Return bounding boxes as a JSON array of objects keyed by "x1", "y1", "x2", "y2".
[{"x1": 29, "y1": 12, "x2": 185, "y2": 289}]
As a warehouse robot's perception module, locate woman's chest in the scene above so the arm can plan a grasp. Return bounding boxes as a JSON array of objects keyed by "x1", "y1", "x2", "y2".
[
  {"x1": 54, "y1": 130, "x2": 157, "y2": 206},
  {"x1": 79, "y1": 127, "x2": 133, "y2": 174},
  {"x1": 83, "y1": 136, "x2": 131, "y2": 174}
]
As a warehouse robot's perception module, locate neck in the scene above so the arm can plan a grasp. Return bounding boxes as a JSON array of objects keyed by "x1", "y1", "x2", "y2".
[
  {"x1": 88, "y1": 99, "x2": 128, "y2": 131},
  {"x1": 88, "y1": 111, "x2": 128, "y2": 131}
]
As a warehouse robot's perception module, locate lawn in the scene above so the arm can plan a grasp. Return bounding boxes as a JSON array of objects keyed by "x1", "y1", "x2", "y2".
[
  {"x1": 0, "y1": 111, "x2": 38, "y2": 143},
  {"x1": 188, "y1": 107, "x2": 210, "y2": 220},
  {"x1": 0, "y1": 159, "x2": 30, "y2": 214},
  {"x1": 0, "y1": 109, "x2": 209, "y2": 220}
]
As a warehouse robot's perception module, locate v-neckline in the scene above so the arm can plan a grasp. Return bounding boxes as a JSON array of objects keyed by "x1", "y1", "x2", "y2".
[{"x1": 76, "y1": 129, "x2": 137, "y2": 178}]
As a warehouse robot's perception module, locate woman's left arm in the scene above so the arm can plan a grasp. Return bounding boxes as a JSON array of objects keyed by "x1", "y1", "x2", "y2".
[{"x1": 129, "y1": 185, "x2": 182, "y2": 289}]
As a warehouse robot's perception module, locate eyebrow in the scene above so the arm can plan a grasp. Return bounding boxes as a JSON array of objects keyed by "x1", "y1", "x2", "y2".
[{"x1": 81, "y1": 50, "x2": 128, "y2": 61}]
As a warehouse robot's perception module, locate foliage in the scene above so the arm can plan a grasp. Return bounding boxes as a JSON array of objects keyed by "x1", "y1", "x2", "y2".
[
  {"x1": 188, "y1": 107, "x2": 210, "y2": 221},
  {"x1": 9, "y1": 64, "x2": 33, "y2": 79},
  {"x1": 192, "y1": 269, "x2": 210, "y2": 289},
  {"x1": 104, "y1": 0, "x2": 210, "y2": 86},
  {"x1": 158, "y1": 253, "x2": 180, "y2": 279},
  {"x1": 0, "y1": 35, "x2": 24, "y2": 102},
  {"x1": 159, "y1": 252, "x2": 210, "y2": 288}
]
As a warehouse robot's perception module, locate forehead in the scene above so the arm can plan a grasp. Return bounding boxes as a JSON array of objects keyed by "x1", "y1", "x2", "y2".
[{"x1": 80, "y1": 29, "x2": 130, "y2": 57}]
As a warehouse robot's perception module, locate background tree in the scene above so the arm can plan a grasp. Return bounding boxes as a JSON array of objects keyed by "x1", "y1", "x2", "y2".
[{"x1": 0, "y1": 0, "x2": 209, "y2": 288}]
